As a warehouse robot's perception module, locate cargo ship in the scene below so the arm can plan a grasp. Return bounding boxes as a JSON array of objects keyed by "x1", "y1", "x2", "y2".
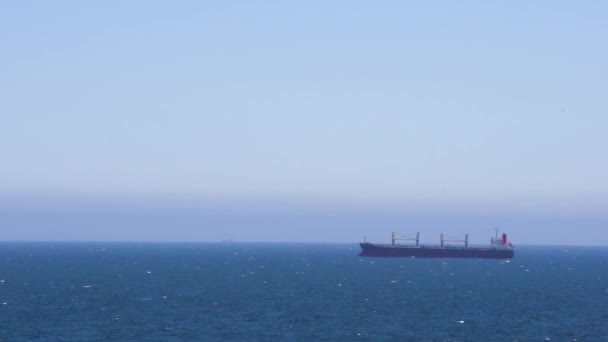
[{"x1": 359, "y1": 230, "x2": 514, "y2": 259}]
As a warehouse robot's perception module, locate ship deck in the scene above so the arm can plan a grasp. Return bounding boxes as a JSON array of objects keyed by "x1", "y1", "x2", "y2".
[{"x1": 365, "y1": 244, "x2": 494, "y2": 251}]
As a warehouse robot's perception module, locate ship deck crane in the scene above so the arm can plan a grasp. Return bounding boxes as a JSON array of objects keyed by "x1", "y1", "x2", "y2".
[
  {"x1": 391, "y1": 232, "x2": 420, "y2": 247},
  {"x1": 440, "y1": 233, "x2": 469, "y2": 248}
]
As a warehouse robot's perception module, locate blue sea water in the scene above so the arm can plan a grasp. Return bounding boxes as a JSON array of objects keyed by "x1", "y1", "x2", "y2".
[{"x1": 0, "y1": 243, "x2": 606, "y2": 341}]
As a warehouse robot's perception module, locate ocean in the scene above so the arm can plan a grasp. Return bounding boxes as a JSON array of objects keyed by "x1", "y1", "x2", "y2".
[{"x1": 0, "y1": 242, "x2": 606, "y2": 341}]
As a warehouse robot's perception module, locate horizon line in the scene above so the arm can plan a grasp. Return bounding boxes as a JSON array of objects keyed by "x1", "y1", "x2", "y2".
[{"x1": 0, "y1": 240, "x2": 606, "y2": 247}]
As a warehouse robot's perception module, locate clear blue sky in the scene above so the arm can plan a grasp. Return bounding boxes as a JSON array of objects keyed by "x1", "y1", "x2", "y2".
[{"x1": 1, "y1": 1, "x2": 607, "y2": 243}]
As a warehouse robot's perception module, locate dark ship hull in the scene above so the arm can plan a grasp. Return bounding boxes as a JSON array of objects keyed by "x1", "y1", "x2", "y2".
[{"x1": 359, "y1": 242, "x2": 514, "y2": 259}]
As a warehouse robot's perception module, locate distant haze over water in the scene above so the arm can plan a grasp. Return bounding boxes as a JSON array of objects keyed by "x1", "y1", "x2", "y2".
[{"x1": 1, "y1": 193, "x2": 606, "y2": 245}]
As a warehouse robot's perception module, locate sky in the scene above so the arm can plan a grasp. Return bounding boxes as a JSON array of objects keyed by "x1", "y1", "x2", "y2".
[{"x1": 1, "y1": 1, "x2": 607, "y2": 244}]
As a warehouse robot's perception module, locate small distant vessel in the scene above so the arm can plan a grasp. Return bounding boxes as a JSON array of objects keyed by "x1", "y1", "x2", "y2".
[{"x1": 359, "y1": 230, "x2": 514, "y2": 259}]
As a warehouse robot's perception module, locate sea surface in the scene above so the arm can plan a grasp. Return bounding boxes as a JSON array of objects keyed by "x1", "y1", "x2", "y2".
[{"x1": 0, "y1": 242, "x2": 606, "y2": 341}]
